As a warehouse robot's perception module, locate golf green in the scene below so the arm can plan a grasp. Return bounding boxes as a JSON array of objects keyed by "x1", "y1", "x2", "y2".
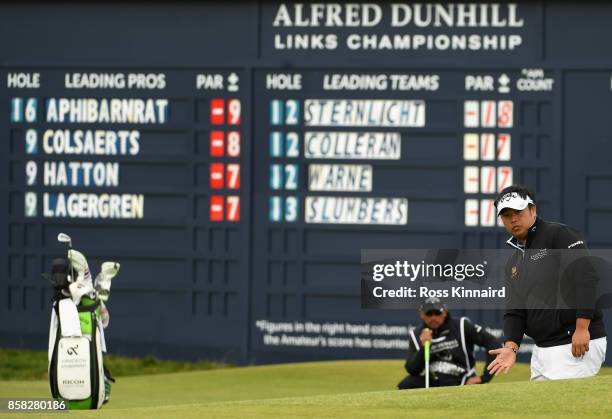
[{"x1": 0, "y1": 360, "x2": 610, "y2": 418}]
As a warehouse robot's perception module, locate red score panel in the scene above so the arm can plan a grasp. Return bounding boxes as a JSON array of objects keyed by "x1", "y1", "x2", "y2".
[
  {"x1": 209, "y1": 196, "x2": 240, "y2": 222},
  {"x1": 210, "y1": 163, "x2": 225, "y2": 189},
  {"x1": 210, "y1": 131, "x2": 225, "y2": 157},
  {"x1": 210, "y1": 195, "x2": 224, "y2": 221},
  {"x1": 210, "y1": 99, "x2": 225, "y2": 125}
]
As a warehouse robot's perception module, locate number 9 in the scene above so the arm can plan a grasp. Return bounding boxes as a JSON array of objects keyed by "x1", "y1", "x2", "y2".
[
  {"x1": 26, "y1": 161, "x2": 37, "y2": 185},
  {"x1": 227, "y1": 99, "x2": 241, "y2": 125},
  {"x1": 25, "y1": 192, "x2": 37, "y2": 217},
  {"x1": 25, "y1": 129, "x2": 38, "y2": 154}
]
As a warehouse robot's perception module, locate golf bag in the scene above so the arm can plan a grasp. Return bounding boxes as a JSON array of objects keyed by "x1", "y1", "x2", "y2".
[
  {"x1": 47, "y1": 294, "x2": 106, "y2": 409},
  {"x1": 44, "y1": 236, "x2": 119, "y2": 410}
]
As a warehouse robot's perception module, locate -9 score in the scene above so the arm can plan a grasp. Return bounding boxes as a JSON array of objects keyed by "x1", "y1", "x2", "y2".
[{"x1": 210, "y1": 98, "x2": 241, "y2": 126}]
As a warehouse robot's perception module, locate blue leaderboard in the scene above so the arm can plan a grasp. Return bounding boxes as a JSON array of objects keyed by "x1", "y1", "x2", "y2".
[{"x1": 0, "y1": 2, "x2": 611, "y2": 364}]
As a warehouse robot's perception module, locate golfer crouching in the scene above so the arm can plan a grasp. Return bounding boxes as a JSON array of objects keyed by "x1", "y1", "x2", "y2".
[{"x1": 398, "y1": 298, "x2": 501, "y2": 389}]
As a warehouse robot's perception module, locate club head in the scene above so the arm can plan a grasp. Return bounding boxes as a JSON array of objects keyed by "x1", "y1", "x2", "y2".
[
  {"x1": 68, "y1": 249, "x2": 90, "y2": 274},
  {"x1": 57, "y1": 233, "x2": 72, "y2": 247},
  {"x1": 95, "y1": 262, "x2": 120, "y2": 302},
  {"x1": 100, "y1": 262, "x2": 120, "y2": 279}
]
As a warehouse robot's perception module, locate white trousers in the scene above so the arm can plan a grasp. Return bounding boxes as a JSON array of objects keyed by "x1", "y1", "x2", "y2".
[{"x1": 530, "y1": 337, "x2": 607, "y2": 381}]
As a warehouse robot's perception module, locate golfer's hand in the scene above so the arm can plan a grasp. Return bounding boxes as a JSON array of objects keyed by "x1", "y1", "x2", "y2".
[
  {"x1": 465, "y1": 376, "x2": 482, "y2": 385},
  {"x1": 572, "y1": 328, "x2": 590, "y2": 357},
  {"x1": 419, "y1": 329, "x2": 432, "y2": 345},
  {"x1": 487, "y1": 348, "x2": 516, "y2": 376}
]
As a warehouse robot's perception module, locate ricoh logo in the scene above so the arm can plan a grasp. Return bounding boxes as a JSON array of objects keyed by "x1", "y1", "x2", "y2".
[{"x1": 62, "y1": 379, "x2": 85, "y2": 385}]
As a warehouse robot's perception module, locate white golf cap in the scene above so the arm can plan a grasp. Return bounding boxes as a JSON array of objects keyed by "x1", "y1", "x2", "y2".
[{"x1": 495, "y1": 192, "x2": 535, "y2": 216}]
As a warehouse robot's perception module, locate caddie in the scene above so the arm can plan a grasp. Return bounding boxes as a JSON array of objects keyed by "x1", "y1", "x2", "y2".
[{"x1": 398, "y1": 297, "x2": 500, "y2": 389}]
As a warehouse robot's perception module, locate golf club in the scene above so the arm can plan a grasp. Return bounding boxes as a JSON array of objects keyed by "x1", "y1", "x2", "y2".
[
  {"x1": 57, "y1": 233, "x2": 74, "y2": 283},
  {"x1": 424, "y1": 329, "x2": 431, "y2": 389}
]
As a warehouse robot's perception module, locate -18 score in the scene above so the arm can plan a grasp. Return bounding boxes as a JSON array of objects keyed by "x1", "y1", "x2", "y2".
[{"x1": 464, "y1": 100, "x2": 513, "y2": 128}]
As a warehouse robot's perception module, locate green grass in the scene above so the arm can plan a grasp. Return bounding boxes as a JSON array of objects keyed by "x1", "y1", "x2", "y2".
[
  {"x1": 0, "y1": 348, "x2": 229, "y2": 380},
  {"x1": 0, "y1": 360, "x2": 610, "y2": 418}
]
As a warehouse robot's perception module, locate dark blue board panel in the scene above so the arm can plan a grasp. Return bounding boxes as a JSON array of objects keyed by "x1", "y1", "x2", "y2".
[{"x1": 0, "y1": 2, "x2": 610, "y2": 366}]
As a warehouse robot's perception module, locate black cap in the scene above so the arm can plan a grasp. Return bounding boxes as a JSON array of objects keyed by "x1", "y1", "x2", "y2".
[{"x1": 420, "y1": 297, "x2": 445, "y2": 314}]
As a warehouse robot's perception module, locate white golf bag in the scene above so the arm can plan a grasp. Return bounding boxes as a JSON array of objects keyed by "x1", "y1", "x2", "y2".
[
  {"x1": 44, "y1": 234, "x2": 119, "y2": 410},
  {"x1": 47, "y1": 297, "x2": 106, "y2": 409}
]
